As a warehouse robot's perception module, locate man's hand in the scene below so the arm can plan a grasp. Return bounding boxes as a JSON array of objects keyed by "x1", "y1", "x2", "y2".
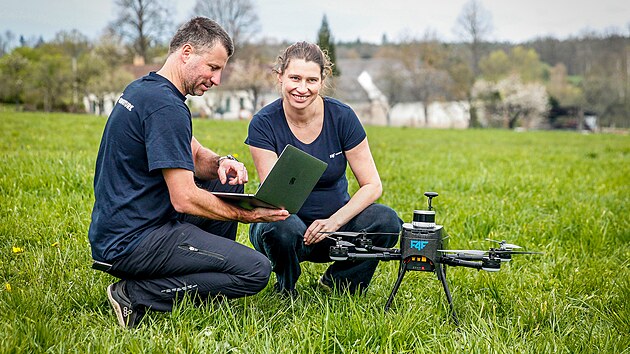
[
  {"x1": 246, "y1": 207, "x2": 290, "y2": 223},
  {"x1": 303, "y1": 218, "x2": 341, "y2": 245},
  {"x1": 218, "y1": 158, "x2": 248, "y2": 185}
]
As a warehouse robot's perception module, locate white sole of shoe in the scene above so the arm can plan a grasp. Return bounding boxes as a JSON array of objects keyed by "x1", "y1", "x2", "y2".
[{"x1": 106, "y1": 284, "x2": 126, "y2": 327}]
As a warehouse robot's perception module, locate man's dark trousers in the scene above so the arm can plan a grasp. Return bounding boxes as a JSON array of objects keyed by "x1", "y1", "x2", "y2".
[{"x1": 106, "y1": 179, "x2": 271, "y2": 312}]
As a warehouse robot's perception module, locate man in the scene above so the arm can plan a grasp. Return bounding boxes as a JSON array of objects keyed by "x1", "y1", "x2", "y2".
[{"x1": 88, "y1": 17, "x2": 288, "y2": 329}]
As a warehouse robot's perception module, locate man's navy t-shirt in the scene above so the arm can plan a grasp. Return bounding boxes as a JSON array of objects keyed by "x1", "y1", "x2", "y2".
[
  {"x1": 245, "y1": 97, "x2": 366, "y2": 222},
  {"x1": 88, "y1": 72, "x2": 194, "y2": 262}
]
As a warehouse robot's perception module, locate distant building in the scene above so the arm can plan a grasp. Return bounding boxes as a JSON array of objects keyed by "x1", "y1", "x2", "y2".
[
  {"x1": 334, "y1": 58, "x2": 469, "y2": 128},
  {"x1": 86, "y1": 57, "x2": 470, "y2": 128}
]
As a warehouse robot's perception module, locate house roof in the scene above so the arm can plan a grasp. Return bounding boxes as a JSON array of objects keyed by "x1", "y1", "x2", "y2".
[{"x1": 331, "y1": 57, "x2": 401, "y2": 103}]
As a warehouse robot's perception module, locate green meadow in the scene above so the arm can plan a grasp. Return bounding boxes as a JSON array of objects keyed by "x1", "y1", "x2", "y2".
[{"x1": 1, "y1": 111, "x2": 628, "y2": 353}]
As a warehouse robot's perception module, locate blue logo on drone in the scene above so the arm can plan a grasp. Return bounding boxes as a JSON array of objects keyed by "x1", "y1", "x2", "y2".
[{"x1": 410, "y1": 240, "x2": 428, "y2": 250}]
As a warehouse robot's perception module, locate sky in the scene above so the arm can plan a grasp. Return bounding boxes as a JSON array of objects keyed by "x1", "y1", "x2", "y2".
[{"x1": 1, "y1": 0, "x2": 629, "y2": 45}]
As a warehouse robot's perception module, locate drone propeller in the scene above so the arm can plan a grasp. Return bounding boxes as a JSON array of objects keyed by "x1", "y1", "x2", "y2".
[
  {"x1": 485, "y1": 238, "x2": 522, "y2": 249},
  {"x1": 438, "y1": 249, "x2": 486, "y2": 255},
  {"x1": 318, "y1": 231, "x2": 400, "y2": 238},
  {"x1": 494, "y1": 250, "x2": 544, "y2": 255},
  {"x1": 324, "y1": 236, "x2": 355, "y2": 247},
  {"x1": 440, "y1": 249, "x2": 542, "y2": 255}
]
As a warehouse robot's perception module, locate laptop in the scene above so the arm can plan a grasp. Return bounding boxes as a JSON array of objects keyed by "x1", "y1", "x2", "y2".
[{"x1": 212, "y1": 144, "x2": 327, "y2": 213}]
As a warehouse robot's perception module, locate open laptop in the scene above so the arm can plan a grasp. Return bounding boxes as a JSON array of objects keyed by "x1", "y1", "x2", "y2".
[{"x1": 212, "y1": 144, "x2": 327, "y2": 213}]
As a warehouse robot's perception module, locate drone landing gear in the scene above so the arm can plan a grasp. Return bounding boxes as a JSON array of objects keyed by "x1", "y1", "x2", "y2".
[
  {"x1": 384, "y1": 261, "x2": 407, "y2": 312},
  {"x1": 436, "y1": 263, "x2": 459, "y2": 326},
  {"x1": 385, "y1": 260, "x2": 460, "y2": 326}
]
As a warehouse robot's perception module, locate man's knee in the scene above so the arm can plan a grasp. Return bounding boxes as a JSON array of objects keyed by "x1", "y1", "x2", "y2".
[{"x1": 245, "y1": 250, "x2": 272, "y2": 292}]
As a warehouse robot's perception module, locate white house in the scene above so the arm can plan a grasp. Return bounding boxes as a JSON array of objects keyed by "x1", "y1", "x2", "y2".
[{"x1": 85, "y1": 58, "x2": 470, "y2": 128}]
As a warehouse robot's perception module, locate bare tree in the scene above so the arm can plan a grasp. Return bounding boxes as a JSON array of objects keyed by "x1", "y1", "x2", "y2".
[
  {"x1": 454, "y1": 0, "x2": 492, "y2": 128},
  {"x1": 402, "y1": 34, "x2": 452, "y2": 126},
  {"x1": 374, "y1": 33, "x2": 454, "y2": 126},
  {"x1": 109, "y1": 0, "x2": 174, "y2": 64},
  {"x1": 191, "y1": 0, "x2": 260, "y2": 49},
  {"x1": 224, "y1": 56, "x2": 275, "y2": 115},
  {"x1": 0, "y1": 30, "x2": 16, "y2": 56},
  {"x1": 52, "y1": 30, "x2": 91, "y2": 107},
  {"x1": 409, "y1": 66, "x2": 452, "y2": 126},
  {"x1": 454, "y1": 0, "x2": 493, "y2": 76},
  {"x1": 376, "y1": 59, "x2": 409, "y2": 125}
]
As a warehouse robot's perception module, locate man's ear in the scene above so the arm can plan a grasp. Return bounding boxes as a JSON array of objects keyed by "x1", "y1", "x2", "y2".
[{"x1": 180, "y1": 43, "x2": 194, "y2": 63}]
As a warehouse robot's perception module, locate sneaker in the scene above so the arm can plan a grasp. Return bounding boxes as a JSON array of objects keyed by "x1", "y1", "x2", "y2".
[
  {"x1": 107, "y1": 281, "x2": 145, "y2": 328},
  {"x1": 273, "y1": 282, "x2": 299, "y2": 299},
  {"x1": 318, "y1": 274, "x2": 334, "y2": 293}
]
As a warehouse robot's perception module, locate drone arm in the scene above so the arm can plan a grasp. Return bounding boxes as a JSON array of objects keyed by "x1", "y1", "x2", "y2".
[
  {"x1": 440, "y1": 257, "x2": 484, "y2": 270},
  {"x1": 365, "y1": 245, "x2": 401, "y2": 254},
  {"x1": 346, "y1": 252, "x2": 402, "y2": 261},
  {"x1": 450, "y1": 253, "x2": 485, "y2": 261}
]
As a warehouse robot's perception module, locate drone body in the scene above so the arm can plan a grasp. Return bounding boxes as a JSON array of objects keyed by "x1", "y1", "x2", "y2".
[
  {"x1": 398, "y1": 222, "x2": 444, "y2": 272},
  {"x1": 324, "y1": 192, "x2": 541, "y2": 326}
]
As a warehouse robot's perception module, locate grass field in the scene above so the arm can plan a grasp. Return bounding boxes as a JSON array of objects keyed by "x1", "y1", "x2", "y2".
[{"x1": 1, "y1": 111, "x2": 628, "y2": 353}]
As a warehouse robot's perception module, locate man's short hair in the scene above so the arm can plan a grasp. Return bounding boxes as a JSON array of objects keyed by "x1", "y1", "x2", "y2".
[{"x1": 169, "y1": 17, "x2": 234, "y2": 57}]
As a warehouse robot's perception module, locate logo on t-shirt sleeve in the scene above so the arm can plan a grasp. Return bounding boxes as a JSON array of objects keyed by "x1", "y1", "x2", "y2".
[{"x1": 117, "y1": 96, "x2": 135, "y2": 112}]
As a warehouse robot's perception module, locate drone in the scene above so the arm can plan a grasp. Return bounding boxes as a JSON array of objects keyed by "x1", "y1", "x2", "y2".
[{"x1": 321, "y1": 192, "x2": 542, "y2": 326}]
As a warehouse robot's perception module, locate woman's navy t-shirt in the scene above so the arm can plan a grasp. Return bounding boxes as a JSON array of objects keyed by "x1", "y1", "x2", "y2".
[{"x1": 245, "y1": 97, "x2": 366, "y2": 222}]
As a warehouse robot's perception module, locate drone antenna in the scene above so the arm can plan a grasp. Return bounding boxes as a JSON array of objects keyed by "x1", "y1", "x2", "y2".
[{"x1": 424, "y1": 192, "x2": 438, "y2": 211}]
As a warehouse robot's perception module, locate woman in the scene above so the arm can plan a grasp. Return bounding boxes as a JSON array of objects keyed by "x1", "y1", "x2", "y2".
[{"x1": 245, "y1": 41, "x2": 402, "y2": 297}]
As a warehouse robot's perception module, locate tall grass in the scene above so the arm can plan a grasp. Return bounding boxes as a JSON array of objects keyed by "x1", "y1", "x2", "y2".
[{"x1": 1, "y1": 111, "x2": 628, "y2": 353}]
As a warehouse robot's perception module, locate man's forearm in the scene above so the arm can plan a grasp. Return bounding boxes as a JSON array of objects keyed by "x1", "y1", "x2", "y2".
[{"x1": 193, "y1": 146, "x2": 220, "y2": 180}]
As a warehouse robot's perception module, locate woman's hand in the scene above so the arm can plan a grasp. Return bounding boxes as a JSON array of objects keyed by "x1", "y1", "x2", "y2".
[{"x1": 303, "y1": 217, "x2": 341, "y2": 245}]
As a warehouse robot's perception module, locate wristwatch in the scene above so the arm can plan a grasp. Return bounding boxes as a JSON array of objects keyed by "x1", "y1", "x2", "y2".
[{"x1": 218, "y1": 154, "x2": 239, "y2": 165}]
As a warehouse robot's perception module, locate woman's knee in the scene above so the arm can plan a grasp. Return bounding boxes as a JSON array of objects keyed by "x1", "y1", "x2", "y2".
[
  {"x1": 364, "y1": 204, "x2": 403, "y2": 231},
  {"x1": 253, "y1": 215, "x2": 305, "y2": 247}
]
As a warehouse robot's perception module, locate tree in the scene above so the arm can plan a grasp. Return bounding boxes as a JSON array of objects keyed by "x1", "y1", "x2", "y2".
[
  {"x1": 0, "y1": 30, "x2": 16, "y2": 57},
  {"x1": 375, "y1": 33, "x2": 456, "y2": 126},
  {"x1": 473, "y1": 75, "x2": 549, "y2": 129},
  {"x1": 223, "y1": 55, "x2": 275, "y2": 115},
  {"x1": 547, "y1": 63, "x2": 583, "y2": 107},
  {"x1": 479, "y1": 46, "x2": 548, "y2": 83},
  {"x1": 108, "y1": 0, "x2": 174, "y2": 64},
  {"x1": 400, "y1": 33, "x2": 453, "y2": 126},
  {"x1": 93, "y1": 30, "x2": 130, "y2": 68},
  {"x1": 579, "y1": 33, "x2": 630, "y2": 128},
  {"x1": 191, "y1": 0, "x2": 260, "y2": 51},
  {"x1": 453, "y1": 0, "x2": 493, "y2": 128},
  {"x1": 0, "y1": 50, "x2": 29, "y2": 106},
  {"x1": 51, "y1": 30, "x2": 91, "y2": 109},
  {"x1": 26, "y1": 48, "x2": 72, "y2": 112},
  {"x1": 317, "y1": 15, "x2": 340, "y2": 76},
  {"x1": 474, "y1": 47, "x2": 550, "y2": 129},
  {"x1": 454, "y1": 0, "x2": 492, "y2": 76},
  {"x1": 85, "y1": 54, "x2": 134, "y2": 115},
  {"x1": 376, "y1": 59, "x2": 409, "y2": 125},
  {"x1": 477, "y1": 49, "x2": 510, "y2": 81}
]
